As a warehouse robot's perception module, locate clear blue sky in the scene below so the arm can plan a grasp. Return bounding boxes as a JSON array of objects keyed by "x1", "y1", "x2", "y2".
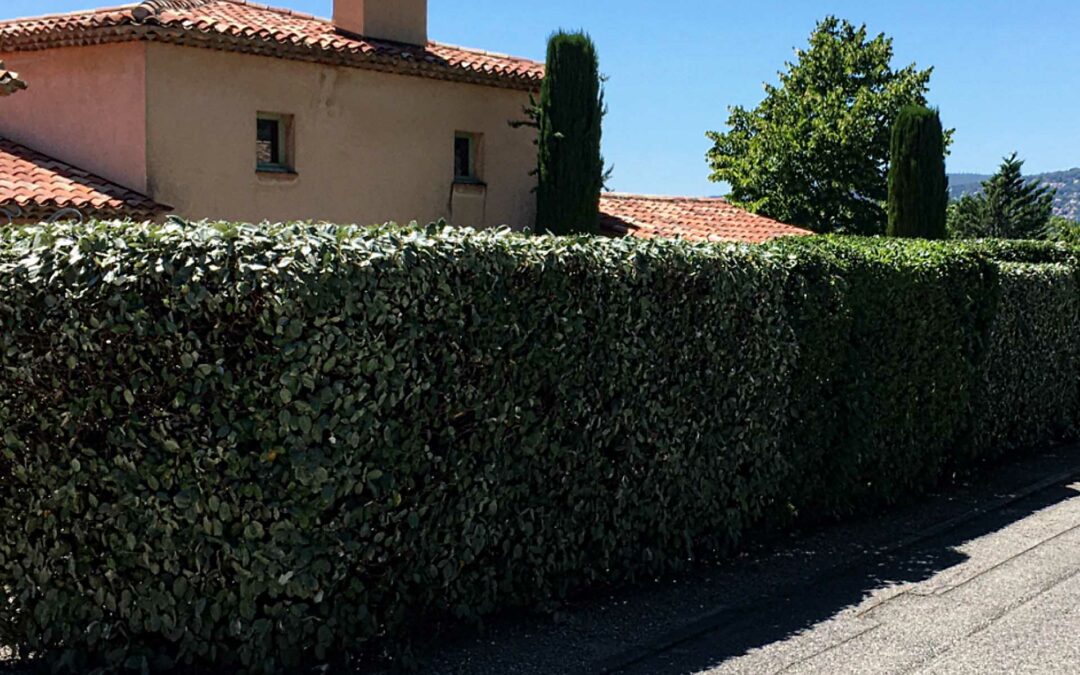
[{"x1": 6, "y1": 1, "x2": 1080, "y2": 196}]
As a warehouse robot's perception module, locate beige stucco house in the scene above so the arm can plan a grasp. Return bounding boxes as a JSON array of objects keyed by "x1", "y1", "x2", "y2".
[
  {"x1": 0, "y1": 0, "x2": 812, "y2": 242},
  {"x1": 0, "y1": 0, "x2": 543, "y2": 229}
]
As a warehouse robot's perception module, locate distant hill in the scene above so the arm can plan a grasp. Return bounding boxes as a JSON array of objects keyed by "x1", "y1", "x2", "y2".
[{"x1": 949, "y1": 169, "x2": 1080, "y2": 221}]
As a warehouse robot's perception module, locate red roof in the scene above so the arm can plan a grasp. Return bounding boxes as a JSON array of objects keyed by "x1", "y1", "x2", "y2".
[
  {"x1": 0, "y1": 137, "x2": 170, "y2": 221},
  {"x1": 599, "y1": 193, "x2": 812, "y2": 244},
  {"x1": 0, "y1": 0, "x2": 544, "y2": 91}
]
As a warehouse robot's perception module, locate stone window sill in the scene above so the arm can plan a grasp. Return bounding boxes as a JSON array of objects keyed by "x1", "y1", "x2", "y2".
[{"x1": 256, "y1": 168, "x2": 299, "y2": 183}]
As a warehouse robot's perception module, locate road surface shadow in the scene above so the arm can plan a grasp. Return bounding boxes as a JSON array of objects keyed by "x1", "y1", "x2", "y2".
[{"x1": 610, "y1": 478, "x2": 1080, "y2": 674}]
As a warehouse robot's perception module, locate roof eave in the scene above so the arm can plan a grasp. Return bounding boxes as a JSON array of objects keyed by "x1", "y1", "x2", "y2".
[{"x1": 0, "y1": 24, "x2": 543, "y2": 92}]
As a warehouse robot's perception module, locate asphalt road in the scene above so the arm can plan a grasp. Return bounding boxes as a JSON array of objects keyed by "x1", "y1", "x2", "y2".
[
  {"x1": 622, "y1": 475, "x2": 1080, "y2": 674},
  {"x1": 426, "y1": 447, "x2": 1080, "y2": 675}
]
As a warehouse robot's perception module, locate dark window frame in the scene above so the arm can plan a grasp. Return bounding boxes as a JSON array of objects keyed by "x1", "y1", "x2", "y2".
[
  {"x1": 257, "y1": 113, "x2": 295, "y2": 174},
  {"x1": 454, "y1": 132, "x2": 483, "y2": 184}
]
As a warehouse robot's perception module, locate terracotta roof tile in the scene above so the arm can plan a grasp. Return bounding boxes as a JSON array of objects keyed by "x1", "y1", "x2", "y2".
[
  {"x1": 0, "y1": 0, "x2": 544, "y2": 91},
  {"x1": 599, "y1": 193, "x2": 813, "y2": 244},
  {"x1": 0, "y1": 137, "x2": 170, "y2": 221},
  {"x1": 0, "y1": 61, "x2": 26, "y2": 95}
]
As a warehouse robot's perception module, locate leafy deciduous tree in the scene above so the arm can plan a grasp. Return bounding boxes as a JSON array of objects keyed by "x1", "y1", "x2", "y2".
[{"x1": 707, "y1": 17, "x2": 944, "y2": 235}]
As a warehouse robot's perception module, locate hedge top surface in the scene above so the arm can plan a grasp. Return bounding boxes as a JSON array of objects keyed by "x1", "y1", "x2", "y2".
[{"x1": 0, "y1": 220, "x2": 772, "y2": 267}]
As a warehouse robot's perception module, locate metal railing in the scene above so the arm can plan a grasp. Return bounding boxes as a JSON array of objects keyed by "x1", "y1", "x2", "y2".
[{"x1": 1, "y1": 206, "x2": 85, "y2": 226}]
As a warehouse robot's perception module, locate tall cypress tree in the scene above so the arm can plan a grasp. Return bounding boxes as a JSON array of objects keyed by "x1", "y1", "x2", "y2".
[
  {"x1": 535, "y1": 31, "x2": 605, "y2": 235},
  {"x1": 887, "y1": 106, "x2": 948, "y2": 239}
]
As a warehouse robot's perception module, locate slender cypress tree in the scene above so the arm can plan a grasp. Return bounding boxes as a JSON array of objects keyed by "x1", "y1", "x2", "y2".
[
  {"x1": 535, "y1": 31, "x2": 605, "y2": 235},
  {"x1": 887, "y1": 106, "x2": 948, "y2": 239}
]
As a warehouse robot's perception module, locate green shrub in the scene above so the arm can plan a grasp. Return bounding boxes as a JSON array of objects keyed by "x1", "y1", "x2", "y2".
[
  {"x1": 958, "y1": 237, "x2": 1080, "y2": 264},
  {"x1": 1, "y1": 223, "x2": 1078, "y2": 673}
]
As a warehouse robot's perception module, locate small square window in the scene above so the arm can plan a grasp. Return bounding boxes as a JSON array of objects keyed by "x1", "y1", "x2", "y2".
[
  {"x1": 454, "y1": 132, "x2": 482, "y2": 182},
  {"x1": 257, "y1": 113, "x2": 294, "y2": 173}
]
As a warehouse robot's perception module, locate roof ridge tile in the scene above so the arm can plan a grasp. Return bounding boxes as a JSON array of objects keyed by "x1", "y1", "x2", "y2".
[{"x1": 133, "y1": 0, "x2": 214, "y2": 23}]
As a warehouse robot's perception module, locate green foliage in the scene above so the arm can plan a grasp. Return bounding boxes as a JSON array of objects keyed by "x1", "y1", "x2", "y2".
[
  {"x1": 707, "y1": 17, "x2": 944, "y2": 235},
  {"x1": 952, "y1": 237, "x2": 1079, "y2": 264},
  {"x1": 887, "y1": 107, "x2": 948, "y2": 239},
  {"x1": 948, "y1": 154, "x2": 1058, "y2": 239},
  {"x1": 950, "y1": 168, "x2": 1080, "y2": 223},
  {"x1": 0, "y1": 221, "x2": 795, "y2": 673},
  {"x1": 1046, "y1": 215, "x2": 1080, "y2": 245},
  {"x1": 948, "y1": 194, "x2": 987, "y2": 238},
  {"x1": 765, "y1": 236, "x2": 1001, "y2": 512},
  {"x1": 970, "y1": 263, "x2": 1080, "y2": 456},
  {"x1": 536, "y1": 31, "x2": 605, "y2": 235},
  {"x1": 1, "y1": 222, "x2": 1078, "y2": 672}
]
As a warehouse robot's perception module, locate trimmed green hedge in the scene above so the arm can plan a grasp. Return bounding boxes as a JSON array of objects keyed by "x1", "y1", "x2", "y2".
[
  {"x1": 767, "y1": 236, "x2": 1080, "y2": 512},
  {"x1": 972, "y1": 262, "x2": 1080, "y2": 455},
  {"x1": 766, "y1": 236, "x2": 1000, "y2": 514},
  {"x1": 1, "y1": 223, "x2": 1078, "y2": 673}
]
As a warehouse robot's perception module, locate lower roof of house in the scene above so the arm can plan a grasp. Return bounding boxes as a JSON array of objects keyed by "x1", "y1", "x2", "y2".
[
  {"x1": 0, "y1": 137, "x2": 169, "y2": 222},
  {"x1": 599, "y1": 193, "x2": 813, "y2": 243}
]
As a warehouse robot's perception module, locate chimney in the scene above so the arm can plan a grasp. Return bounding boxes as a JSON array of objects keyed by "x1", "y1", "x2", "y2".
[{"x1": 333, "y1": 0, "x2": 428, "y2": 46}]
